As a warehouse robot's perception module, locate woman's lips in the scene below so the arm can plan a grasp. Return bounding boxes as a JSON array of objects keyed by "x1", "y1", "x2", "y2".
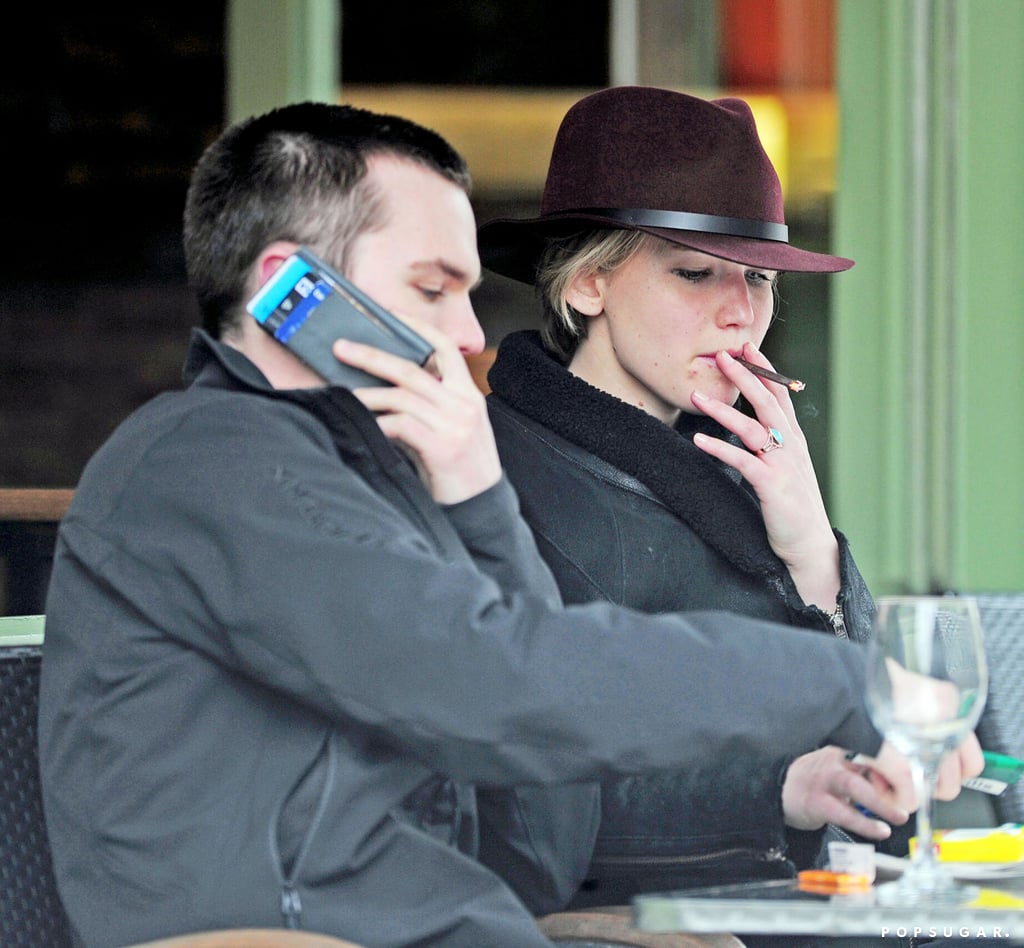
[
  {"x1": 696, "y1": 352, "x2": 806, "y2": 391},
  {"x1": 697, "y1": 350, "x2": 743, "y2": 366}
]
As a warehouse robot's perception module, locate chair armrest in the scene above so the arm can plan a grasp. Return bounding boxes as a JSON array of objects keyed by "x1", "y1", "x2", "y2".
[
  {"x1": 537, "y1": 909, "x2": 746, "y2": 947},
  {"x1": 122, "y1": 930, "x2": 365, "y2": 948},
  {"x1": 0, "y1": 488, "x2": 74, "y2": 522}
]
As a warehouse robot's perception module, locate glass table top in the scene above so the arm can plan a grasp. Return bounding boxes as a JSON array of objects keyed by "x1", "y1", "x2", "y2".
[{"x1": 633, "y1": 878, "x2": 1024, "y2": 941}]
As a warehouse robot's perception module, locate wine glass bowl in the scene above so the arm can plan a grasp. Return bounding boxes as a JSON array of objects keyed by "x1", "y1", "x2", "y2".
[{"x1": 864, "y1": 595, "x2": 988, "y2": 905}]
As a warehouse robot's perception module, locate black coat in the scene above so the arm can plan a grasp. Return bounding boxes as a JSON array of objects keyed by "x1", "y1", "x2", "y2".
[{"x1": 488, "y1": 330, "x2": 877, "y2": 906}]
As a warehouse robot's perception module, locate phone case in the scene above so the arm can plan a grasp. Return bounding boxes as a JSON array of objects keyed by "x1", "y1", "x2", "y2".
[{"x1": 246, "y1": 247, "x2": 433, "y2": 388}]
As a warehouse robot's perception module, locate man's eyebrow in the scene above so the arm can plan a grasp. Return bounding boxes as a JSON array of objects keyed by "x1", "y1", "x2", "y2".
[{"x1": 411, "y1": 260, "x2": 482, "y2": 291}]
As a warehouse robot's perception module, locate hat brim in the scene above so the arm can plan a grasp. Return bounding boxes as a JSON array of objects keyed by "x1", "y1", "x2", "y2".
[{"x1": 478, "y1": 212, "x2": 854, "y2": 284}]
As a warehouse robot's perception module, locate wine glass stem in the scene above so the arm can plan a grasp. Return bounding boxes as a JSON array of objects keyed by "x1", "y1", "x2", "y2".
[{"x1": 909, "y1": 755, "x2": 941, "y2": 881}]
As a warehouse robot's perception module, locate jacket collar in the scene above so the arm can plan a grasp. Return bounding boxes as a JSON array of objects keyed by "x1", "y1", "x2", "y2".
[
  {"x1": 183, "y1": 328, "x2": 270, "y2": 389},
  {"x1": 181, "y1": 328, "x2": 461, "y2": 554},
  {"x1": 182, "y1": 328, "x2": 379, "y2": 432}
]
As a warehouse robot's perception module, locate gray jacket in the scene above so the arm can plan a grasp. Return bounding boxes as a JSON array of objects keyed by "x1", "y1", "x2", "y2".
[{"x1": 40, "y1": 330, "x2": 882, "y2": 947}]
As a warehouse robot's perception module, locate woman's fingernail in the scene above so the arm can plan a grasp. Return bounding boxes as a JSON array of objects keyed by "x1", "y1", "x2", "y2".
[{"x1": 692, "y1": 390, "x2": 708, "y2": 402}]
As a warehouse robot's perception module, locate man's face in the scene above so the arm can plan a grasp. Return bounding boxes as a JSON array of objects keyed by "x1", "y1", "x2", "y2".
[{"x1": 347, "y1": 155, "x2": 485, "y2": 356}]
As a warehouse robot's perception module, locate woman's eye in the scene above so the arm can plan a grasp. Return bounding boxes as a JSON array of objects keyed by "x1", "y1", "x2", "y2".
[
  {"x1": 418, "y1": 286, "x2": 444, "y2": 301},
  {"x1": 745, "y1": 266, "x2": 774, "y2": 286},
  {"x1": 674, "y1": 268, "x2": 709, "y2": 282}
]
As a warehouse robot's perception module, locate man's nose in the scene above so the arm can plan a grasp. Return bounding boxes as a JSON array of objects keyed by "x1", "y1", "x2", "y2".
[{"x1": 446, "y1": 300, "x2": 486, "y2": 356}]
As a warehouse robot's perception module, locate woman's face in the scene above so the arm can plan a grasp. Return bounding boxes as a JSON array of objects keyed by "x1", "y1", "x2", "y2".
[{"x1": 567, "y1": 240, "x2": 777, "y2": 424}]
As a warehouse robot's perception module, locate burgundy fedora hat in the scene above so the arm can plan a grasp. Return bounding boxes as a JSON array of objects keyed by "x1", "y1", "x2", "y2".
[{"x1": 478, "y1": 86, "x2": 853, "y2": 283}]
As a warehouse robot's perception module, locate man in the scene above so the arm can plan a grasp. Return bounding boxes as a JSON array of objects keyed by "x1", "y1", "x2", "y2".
[{"x1": 38, "y1": 102, "x2": 977, "y2": 948}]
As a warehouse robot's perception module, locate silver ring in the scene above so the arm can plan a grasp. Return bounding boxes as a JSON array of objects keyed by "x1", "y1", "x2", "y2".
[{"x1": 757, "y1": 427, "x2": 784, "y2": 455}]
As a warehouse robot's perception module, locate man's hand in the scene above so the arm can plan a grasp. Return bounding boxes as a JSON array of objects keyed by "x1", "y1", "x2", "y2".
[
  {"x1": 332, "y1": 314, "x2": 501, "y2": 505},
  {"x1": 879, "y1": 659, "x2": 986, "y2": 799},
  {"x1": 934, "y1": 731, "x2": 985, "y2": 798},
  {"x1": 843, "y1": 730, "x2": 984, "y2": 811},
  {"x1": 870, "y1": 734, "x2": 984, "y2": 803}
]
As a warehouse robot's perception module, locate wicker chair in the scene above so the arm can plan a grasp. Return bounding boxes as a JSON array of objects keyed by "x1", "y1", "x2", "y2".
[
  {"x1": 971, "y1": 594, "x2": 1024, "y2": 824},
  {"x1": 0, "y1": 615, "x2": 75, "y2": 948}
]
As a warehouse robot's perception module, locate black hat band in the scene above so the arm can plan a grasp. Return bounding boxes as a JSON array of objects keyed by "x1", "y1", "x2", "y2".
[{"x1": 574, "y1": 208, "x2": 790, "y2": 243}]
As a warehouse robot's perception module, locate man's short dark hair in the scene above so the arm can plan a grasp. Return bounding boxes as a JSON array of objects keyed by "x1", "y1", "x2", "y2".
[{"x1": 183, "y1": 101, "x2": 471, "y2": 337}]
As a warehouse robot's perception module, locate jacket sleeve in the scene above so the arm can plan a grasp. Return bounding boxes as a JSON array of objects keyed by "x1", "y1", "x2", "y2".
[
  {"x1": 57, "y1": 398, "x2": 883, "y2": 788},
  {"x1": 834, "y1": 530, "x2": 876, "y2": 644},
  {"x1": 444, "y1": 485, "x2": 602, "y2": 912},
  {"x1": 780, "y1": 529, "x2": 876, "y2": 641}
]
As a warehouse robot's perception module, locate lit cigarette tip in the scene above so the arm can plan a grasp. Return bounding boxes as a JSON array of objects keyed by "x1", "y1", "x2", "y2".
[{"x1": 788, "y1": 379, "x2": 806, "y2": 392}]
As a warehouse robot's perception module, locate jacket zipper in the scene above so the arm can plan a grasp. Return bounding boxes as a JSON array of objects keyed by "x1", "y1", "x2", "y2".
[
  {"x1": 590, "y1": 845, "x2": 788, "y2": 868},
  {"x1": 268, "y1": 734, "x2": 339, "y2": 929},
  {"x1": 280, "y1": 886, "x2": 302, "y2": 929}
]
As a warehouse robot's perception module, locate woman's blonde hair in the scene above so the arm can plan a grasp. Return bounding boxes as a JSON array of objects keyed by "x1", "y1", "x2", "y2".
[{"x1": 536, "y1": 229, "x2": 654, "y2": 361}]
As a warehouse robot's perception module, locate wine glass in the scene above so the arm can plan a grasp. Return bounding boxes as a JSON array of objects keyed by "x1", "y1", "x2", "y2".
[{"x1": 864, "y1": 595, "x2": 988, "y2": 905}]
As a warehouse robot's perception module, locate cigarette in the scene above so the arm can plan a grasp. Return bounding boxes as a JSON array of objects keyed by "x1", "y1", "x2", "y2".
[{"x1": 734, "y1": 356, "x2": 805, "y2": 392}]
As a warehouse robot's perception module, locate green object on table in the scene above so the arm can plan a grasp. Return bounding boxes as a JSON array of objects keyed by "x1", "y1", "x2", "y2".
[{"x1": 978, "y1": 751, "x2": 1024, "y2": 786}]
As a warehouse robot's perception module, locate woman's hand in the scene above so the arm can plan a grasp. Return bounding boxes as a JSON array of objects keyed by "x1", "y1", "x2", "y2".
[
  {"x1": 782, "y1": 746, "x2": 911, "y2": 839},
  {"x1": 332, "y1": 313, "x2": 501, "y2": 505},
  {"x1": 691, "y1": 343, "x2": 840, "y2": 611}
]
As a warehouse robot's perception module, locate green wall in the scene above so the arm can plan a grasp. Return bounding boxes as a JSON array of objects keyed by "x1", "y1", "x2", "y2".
[
  {"x1": 226, "y1": 0, "x2": 339, "y2": 122},
  {"x1": 833, "y1": 0, "x2": 1024, "y2": 594}
]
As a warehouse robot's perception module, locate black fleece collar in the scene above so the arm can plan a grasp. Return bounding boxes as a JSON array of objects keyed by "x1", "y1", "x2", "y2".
[{"x1": 488, "y1": 330, "x2": 789, "y2": 584}]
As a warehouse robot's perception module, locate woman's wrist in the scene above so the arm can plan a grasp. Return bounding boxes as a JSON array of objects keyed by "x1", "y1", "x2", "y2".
[{"x1": 786, "y1": 534, "x2": 841, "y2": 613}]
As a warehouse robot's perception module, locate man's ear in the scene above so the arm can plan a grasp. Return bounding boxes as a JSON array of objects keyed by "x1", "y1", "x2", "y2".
[
  {"x1": 255, "y1": 240, "x2": 302, "y2": 287},
  {"x1": 564, "y1": 270, "x2": 605, "y2": 317}
]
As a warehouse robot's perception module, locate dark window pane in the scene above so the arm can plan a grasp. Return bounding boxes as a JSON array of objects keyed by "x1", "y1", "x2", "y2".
[{"x1": 341, "y1": 0, "x2": 608, "y2": 86}]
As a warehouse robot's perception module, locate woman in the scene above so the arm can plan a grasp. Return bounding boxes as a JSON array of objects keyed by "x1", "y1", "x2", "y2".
[{"x1": 477, "y1": 87, "x2": 903, "y2": 910}]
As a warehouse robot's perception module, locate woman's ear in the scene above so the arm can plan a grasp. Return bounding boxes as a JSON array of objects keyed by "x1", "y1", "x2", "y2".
[{"x1": 564, "y1": 270, "x2": 605, "y2": 317}]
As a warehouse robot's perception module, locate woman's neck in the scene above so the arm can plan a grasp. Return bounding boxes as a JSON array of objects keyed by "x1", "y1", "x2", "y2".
[{"x1": 568, "y1": 332, "x2": 681, "y2": 427}]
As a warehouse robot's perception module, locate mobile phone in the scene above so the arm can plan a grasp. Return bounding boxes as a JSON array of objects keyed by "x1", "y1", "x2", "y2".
[{"x1": 246, "y1": 246, "x2": 433, "y2": 388}]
